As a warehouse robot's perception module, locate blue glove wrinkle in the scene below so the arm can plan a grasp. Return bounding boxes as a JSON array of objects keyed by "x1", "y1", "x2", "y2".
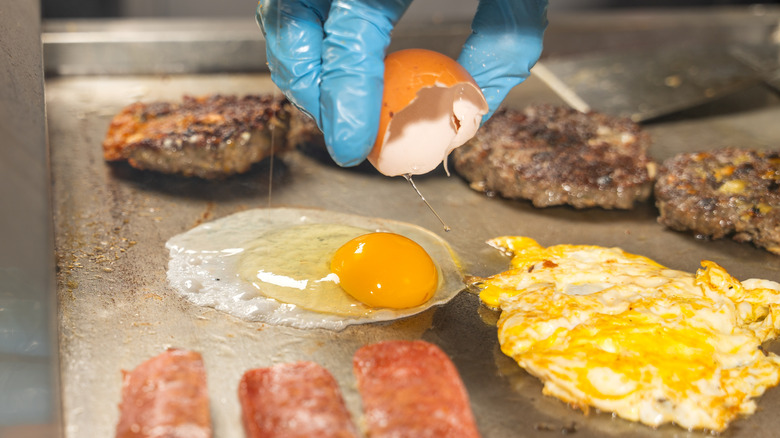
[
  {"x1": 458, "y1": 0, "x2": 548, "y2": 122},
  {"x1": 257, "y1": 0, "x2": 332, "y2": 127},
  {"x1": 277, "y1": 16, "x2": 323, "y2": 118},
  {"x1": 318, "y1": 0, "x2": 412, "y2": 167}
]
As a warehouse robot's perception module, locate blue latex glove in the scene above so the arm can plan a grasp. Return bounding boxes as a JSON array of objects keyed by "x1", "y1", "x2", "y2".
[
  {"x1": 459, "y1": 0, "x2": 547, "y2": 121},
  {"x1": 257, "y1": 0, "x2": 547, "y2": 167}
]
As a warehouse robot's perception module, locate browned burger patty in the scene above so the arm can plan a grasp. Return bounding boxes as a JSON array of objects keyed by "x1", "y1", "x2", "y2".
[
  {"x1": 654, "y1": 148, "x2": 780, "y2": 254},
  {"x1": 103, "y1": 94, "x2": 291, "y2": 179},
  {"x1": 451, "y1": 105, "x2": 657, "y2": 209}
]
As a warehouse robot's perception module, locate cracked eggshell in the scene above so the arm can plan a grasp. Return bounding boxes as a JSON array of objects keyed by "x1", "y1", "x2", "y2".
[{"x1": 368, "y1": 49, "x2": 489, "y2": 177}]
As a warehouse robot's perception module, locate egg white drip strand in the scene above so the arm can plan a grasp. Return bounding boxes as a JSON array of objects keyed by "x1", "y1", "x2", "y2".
[
  {"x1": 373, "y1": 82, "x2": 487, "y2": 177},
  {"x1": 165, "y1": 208, "x2": 465, "y2": 331}
]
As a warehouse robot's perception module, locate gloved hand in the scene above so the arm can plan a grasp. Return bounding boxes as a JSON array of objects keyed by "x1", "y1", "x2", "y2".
[{"x1": 256, "y1": 0, "x2": 547, "y2": 168}]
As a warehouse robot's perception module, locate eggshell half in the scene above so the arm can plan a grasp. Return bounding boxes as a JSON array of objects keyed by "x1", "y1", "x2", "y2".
[{"x1": 369, "y1": 49, "x2": 489, "y2": 177}]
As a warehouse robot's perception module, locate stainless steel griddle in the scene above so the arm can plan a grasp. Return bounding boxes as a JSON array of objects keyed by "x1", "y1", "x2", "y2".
[{"x1": 40, "y1": 7, "x2": 780, "y2": 438}]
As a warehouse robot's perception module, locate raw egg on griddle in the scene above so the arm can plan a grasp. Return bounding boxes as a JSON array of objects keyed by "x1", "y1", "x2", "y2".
[
  {"x1": 331, "y1": 232, "x2": 438, "y2": 309},
  {"x1": 165, "y1": 208, "x2": 464, "y2": 330}
]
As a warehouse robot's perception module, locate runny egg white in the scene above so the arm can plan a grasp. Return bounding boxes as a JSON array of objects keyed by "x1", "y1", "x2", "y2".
[
  {"x1": 476, "y1": 236, "x2": 780, "y2": 432},
  {"x1": 165, "y1": 207, "x2": 464, "y2": 330}
]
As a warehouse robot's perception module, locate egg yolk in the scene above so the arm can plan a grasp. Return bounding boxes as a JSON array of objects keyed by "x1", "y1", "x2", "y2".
[{"x1": 330, "y1": 232, "x2": 439, "y2": 309}]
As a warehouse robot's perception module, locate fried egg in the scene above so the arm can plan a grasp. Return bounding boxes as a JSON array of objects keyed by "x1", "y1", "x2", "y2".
[
  {"x1": 476, "y1": 236, "x2": 780, "y2": 432},
  {"x1": 165, "y1": 208, "x2": 463, "y2": 330}
]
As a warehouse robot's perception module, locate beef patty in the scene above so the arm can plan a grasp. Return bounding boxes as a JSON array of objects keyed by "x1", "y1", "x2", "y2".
[
  {"x1": 103, "y1": 94, "x2": 292, "y2": 179},
  {"x1": 451, "y1": 105, "x2": 657, "y2": 209},
  {"x1": 655, "y1": 148, "x2": 780, "y2": 254}
]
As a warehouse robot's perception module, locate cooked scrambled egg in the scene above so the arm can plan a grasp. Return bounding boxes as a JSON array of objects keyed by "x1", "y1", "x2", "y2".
[{"x1": 478, "y1": 236, "x2": 780, "y2": 432}]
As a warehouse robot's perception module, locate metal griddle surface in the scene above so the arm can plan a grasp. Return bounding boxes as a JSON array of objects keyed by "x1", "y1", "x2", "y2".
[{"x1": 47, "y1": 73, "x2": 780, "y2": 438}]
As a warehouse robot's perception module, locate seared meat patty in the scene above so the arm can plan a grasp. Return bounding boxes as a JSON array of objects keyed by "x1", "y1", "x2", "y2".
[
  {"x1": 655, "y1": 148, "x2": 780, "y2": 254},
  {"x1": 103, "y1": 94, "x2": 291, "y2": 179},
  {"x1": 451, "y1": 105, "x2": 657, "y2": 209}
]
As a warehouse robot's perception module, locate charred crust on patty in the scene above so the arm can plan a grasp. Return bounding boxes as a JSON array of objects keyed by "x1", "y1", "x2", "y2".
[
  {"x1": 654, "y1": 148, "x2": 780, "y2": 254},
  {"x1": 451, "y1": 105, "x2": 657, "y2": 209},
  {"x1": 102, "y1": 94, "x2": 292, "y2": 179}
]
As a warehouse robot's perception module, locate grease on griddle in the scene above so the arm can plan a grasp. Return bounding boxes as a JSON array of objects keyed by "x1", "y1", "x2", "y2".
[{"x1": 534, "y1": 421, "x2": 578, "y2": 434}]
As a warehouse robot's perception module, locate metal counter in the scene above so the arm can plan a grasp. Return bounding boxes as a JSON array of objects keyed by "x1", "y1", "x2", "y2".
[
  {"x1": 0, "y1": 0, "x2": 61, "y2": 437},
  {"x1": 27, "y1": 5, "x2": 780, "y2": 438}
]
